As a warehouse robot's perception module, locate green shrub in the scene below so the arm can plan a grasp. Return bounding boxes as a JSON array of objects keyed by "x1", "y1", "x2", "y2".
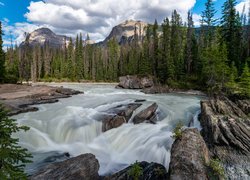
[
  {"x1": 207, "y1": 158, "x2": 225, "y2": 179},
  {"x1": 128, "y1": 161, "x2": 143, "y2": 180},
  {"x1": 172, "y1": 122, "x2": 184, "y2": 139}
]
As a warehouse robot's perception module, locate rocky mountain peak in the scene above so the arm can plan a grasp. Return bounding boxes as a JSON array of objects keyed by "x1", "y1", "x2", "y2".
[
  {"x1": 21, "y1": 27, "x2": 69, "y2": 48},
  {"x1": 103, "y1": 20, "x2": 148, "y2": 44}
]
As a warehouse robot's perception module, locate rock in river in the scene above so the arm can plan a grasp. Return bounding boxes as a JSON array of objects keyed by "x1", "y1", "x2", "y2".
[
  {"x1": 105, "y1": 161, "x2": 168, "y2": 180},
  {"x1": 132, "y1": 103, "x2": 158, "y2": 124},
  {"x1": 30, "y1": 153, "x2": 100, "y2": 180},
  {"x1": 169, "y1": 128, "x2": 210, "y2": 180}
]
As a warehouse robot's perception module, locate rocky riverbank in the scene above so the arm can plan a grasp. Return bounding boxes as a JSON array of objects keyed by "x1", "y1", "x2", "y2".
[
  {"x1": 116, "y1": 75, "x2": 206, "y2": 96},
  {"x1": 0, "y1": 84, "x2": 82, "y2": 115}
]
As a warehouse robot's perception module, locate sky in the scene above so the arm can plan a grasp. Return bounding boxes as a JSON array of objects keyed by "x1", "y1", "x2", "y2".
[{"x1": 0, "y1": 0, "x2": 249, "y2": 47}]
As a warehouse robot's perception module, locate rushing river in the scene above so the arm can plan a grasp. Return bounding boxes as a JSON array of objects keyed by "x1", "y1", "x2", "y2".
[{"x1": 13, "y1": 84, "x2": 204, "y2": 175}]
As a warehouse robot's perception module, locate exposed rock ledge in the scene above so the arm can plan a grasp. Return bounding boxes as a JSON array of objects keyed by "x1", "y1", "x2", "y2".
[
  {"x1": 0, "y1": 84, "x2": 82, "y2": 115},
  {"x1": 200, "y1": 97, "x2": 250, "y2": 179}
]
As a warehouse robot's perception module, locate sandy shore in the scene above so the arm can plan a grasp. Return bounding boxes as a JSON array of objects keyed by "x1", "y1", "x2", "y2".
[{"x1": 0, "y1": 84, "x2": 82, "y2": 115}]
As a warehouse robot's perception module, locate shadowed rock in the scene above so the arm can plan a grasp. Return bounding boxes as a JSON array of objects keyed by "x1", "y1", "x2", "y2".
[
  {"x1": 105, "y1": 161, "x2": 168, "y2": 180},
  {"x1": 133, "y1": 103, "x2": 158, "y2": 124},
  {"x1": 169, "y1": 128, "x2": 210, "y2": 180},
  {"x1": 30, "y1": 154, "x2": 100, "y2": 180}
]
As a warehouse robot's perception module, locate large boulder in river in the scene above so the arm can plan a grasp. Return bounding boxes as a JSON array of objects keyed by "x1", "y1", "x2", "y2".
[
  {"x1": 117, "y1": 75, "x2": 154, "y2": 89},
  {"x1": 102, "y1": 103, "x2": 142, "y2": 132},
  {"x1": 133, "y1": 103, "x2": 158, "y2": 124},
  {"x1": 200, "y1": 97, "x2": 250, "y2": 179},
  {"x1": 30, "y1": 154, "x2": 100, "y2": 180},
  {"x1": 169, "y1": 128, "x2": 210, "y2": 180},
  {"x1": 105, "y1": 161, "x2": 168, "y2": 180}
]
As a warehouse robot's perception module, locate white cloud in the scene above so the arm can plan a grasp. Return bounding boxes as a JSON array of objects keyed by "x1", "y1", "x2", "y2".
[
  {"x1": 4, "y1": 0, "x2": 197, "y2": 45},
  {"x1": 236, "y1": 0, "x2": 249, "y2": 17},
  {"x1": 193, "y1": 13, "x2": 202, "y2": 27},
  {"x1": 0, "y1": 2, "x2": 4, "y2": 6},
  {"x1": 23, "y1": 0, "x2": 196, "y2": 41}
]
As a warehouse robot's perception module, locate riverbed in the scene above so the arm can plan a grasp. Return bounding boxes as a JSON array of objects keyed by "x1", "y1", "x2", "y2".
[{"x1": 13, "y1": 83, "x2": 204, "y2": 175}]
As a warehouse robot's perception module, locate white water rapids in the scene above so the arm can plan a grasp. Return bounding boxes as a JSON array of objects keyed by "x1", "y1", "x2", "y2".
[{"x1": 13, "y1": 84, "x2": 204, "y2": 175}]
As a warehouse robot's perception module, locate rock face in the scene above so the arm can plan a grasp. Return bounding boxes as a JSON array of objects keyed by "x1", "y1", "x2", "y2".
[
  {"x1": 102, "y1": 20, "x2": 148, "y2": 45},
  {"x1": 200, "y1": 97, "x2": 250, "y2": 179},
  {"x1": 169, "y1": 128, "x2": 210, "y2": 180},
  {"x1": 105, "y1": 161, "x2": 168, "y2": 180},
  {"x1": 20, "y1": 28, "x2": 70, "y2": 48},
  {"x1": 133, "y1": 103, "x2": 158, "y2": 124},
  {"x1": 30, "y1": 154, "x2": 100, "y2": 180},
  {"x1": 102, "y1": 103, "x2": 142, "y2": 132},
  {"x1": 117, "y1": 75, "x2": 154, "y2": 89}
]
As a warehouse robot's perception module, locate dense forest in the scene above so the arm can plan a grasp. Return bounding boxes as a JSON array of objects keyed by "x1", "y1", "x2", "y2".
[{"x1": 1, "y1": 0, "x2": 250, "y2": 96}]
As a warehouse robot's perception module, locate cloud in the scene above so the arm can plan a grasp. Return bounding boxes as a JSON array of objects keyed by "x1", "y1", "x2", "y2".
[
  {"x1": 22, "y1": 0, "x2": 196, "y2": 41},
  {"x1": 0, "y1": 2, "x2": 4, "y2": 6},
  {"x1": 236, "y1": 0, "x2": 249, "y2": 16}
]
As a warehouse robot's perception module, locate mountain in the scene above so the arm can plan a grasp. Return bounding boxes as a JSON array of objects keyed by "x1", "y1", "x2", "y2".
[
  {"x1": 20, "y1": 28, "x2": 70, "y2": 48},
  {"x1": 101, "y1": 20, "x2": 148, "y2": 45},
  {"x1": 20, "y1": 20, "x2": 149, "y2": 48}
]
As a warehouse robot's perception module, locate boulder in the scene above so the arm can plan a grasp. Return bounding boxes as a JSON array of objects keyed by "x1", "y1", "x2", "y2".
[
  {"x1": 200, "y1": 97, "x2": 250, "y2": 179},
  {"x1": 132, "y1": 103, "x2": 158, "y2": 124},
  {"x1": 102, "y1": 103, "x2": 142, "y2": 132},
  {"x1": 102, "y1": 115, "x2": 126, "y2": 132},
  {"x1": 142, "y1": 86, "x2": 170, "y2": 94},
  {"x1": 169, "y1": 128, "x2": 210, "y2": 180},
  {"x1": 105, "y1": 161, "x2": 168, "y2": 180},
  {"x1": 30, "y1": 154, "x2": 100, "y2": 180},
  {"x1": 117, "y1": 75, "x2": 154, "y2": 89}
]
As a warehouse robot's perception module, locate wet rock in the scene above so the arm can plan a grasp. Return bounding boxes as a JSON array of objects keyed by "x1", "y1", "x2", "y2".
[
  {"x1": 200, "y1": 97, "x2": 250, "y2": 179},
  {"x1": 55, "y1": 87, "x2": 82, "y2": 96},
  {"x1": 30, "y1": 154, "x2": 100, "y2": 180},
  {"x1": 117, "y1": 75, "x2": 154, "y2": 89},
  {"x1": 142, "y1": 86, "x2": 170, "y2": 94},
  {"x1": 169, "y1": 128, "x2": 210, "y2": 180},
  {"x1": 133, "y1": 103, "x2": 158, "y2": 124},
  {"x1": 105, "y1": 161, "x2": 168, "y2": 180},
  {"x1": 135, "y1": 99, "x2": 146, "y2": 103},
  {"x1": 102, "y1": 115, "x2": 126, "y2": 132},
  {"x1": 102, "y1": 103, "x2": 142, "y2": 132}
]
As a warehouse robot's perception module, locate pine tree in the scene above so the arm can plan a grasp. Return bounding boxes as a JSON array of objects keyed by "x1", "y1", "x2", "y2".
[
  {"x1": 221, "y1": 0, "x2": 243, "y2": 71},
  {"x1": 0, "y1": 21, "x2": 5, "y2": 83},
  {"x1": 239, "y1": 62, "x2": 250, "y2": 97},
  {"x1": 0, "y1": 104, "x2": 32, "y2": 179},
  {"x1": 152, "y1": 20, "x2": 159, "y2": 77},
  {"x1": 202, "y1": 0, "x2": 217, "y2": 46}
]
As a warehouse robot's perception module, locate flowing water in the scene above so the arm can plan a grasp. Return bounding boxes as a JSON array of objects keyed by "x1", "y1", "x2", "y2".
[{"x1": 13, "y1": 83, "x2": 204, "y2": 175}]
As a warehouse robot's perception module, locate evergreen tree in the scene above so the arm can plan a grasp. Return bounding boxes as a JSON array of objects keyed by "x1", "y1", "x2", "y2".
[
  {"x1": 0, "y1": 104, "x2": 32, "y2": 179},
  {"x1": 221, "y1": 0, "x2": 242, "y2": 71},
  {"x1": 239, "y1": 62, "x2": 250, "y2": 97},
  {"x1": 152, "y1": 20, "x2": 159, "y2": 77},
  {"x1": 202, "y1": 0, "x2": 217, "y2": 46},
  {"x1": 0, "y1": 21, "x2": 5, "y2": 83}
]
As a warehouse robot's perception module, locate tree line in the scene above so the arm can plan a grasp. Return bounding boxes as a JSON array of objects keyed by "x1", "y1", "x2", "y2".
[{"x1": 1, "y1": 0, "x2": 250, "y2": 96}]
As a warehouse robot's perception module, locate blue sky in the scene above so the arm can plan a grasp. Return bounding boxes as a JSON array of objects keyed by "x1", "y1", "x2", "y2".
[{"x1": 0, "y1": 0, "x2": 248, "y2": 46}]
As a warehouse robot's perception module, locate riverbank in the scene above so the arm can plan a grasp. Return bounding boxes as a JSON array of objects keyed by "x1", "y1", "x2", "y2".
[{"x1": 0, "y1": 84, "x2": 82, "y2": 115}]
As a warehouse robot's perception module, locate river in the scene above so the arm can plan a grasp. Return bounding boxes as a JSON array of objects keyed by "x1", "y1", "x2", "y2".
[{"x1": 13, "y1": 83, "x2": 204, "y2": 175}]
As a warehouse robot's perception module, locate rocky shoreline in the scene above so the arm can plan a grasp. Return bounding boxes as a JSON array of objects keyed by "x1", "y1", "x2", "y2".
[{"x1": 0, "y1": 84, "x2": 82, "y2": 115}]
